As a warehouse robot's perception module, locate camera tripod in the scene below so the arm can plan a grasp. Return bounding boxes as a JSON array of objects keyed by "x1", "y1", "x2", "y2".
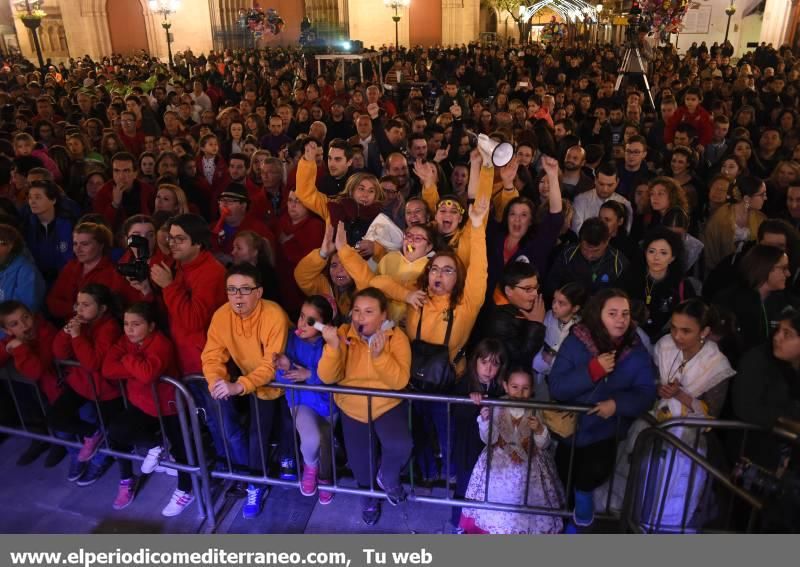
[{"x1": 614, "y1": 44, "x2": 656, "y2": 111}]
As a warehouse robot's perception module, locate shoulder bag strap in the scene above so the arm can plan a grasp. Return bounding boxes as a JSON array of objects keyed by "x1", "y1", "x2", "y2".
[
  {"x1": 443, "y1": 308, "x2": 455, "y2": 346},
  {"x1": 416, "y1": 304, "x2": 424, "y2": 340}
]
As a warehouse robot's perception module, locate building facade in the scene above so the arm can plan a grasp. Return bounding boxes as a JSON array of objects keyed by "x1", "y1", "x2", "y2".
[{"x1": 0, "y1": 0, "x2": 798, "y2": 63}]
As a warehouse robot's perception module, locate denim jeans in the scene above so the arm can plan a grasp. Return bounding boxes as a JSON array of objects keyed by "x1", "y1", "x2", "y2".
[{"x1": 187, "y1": 380, "x2": 248, "y2": 470}]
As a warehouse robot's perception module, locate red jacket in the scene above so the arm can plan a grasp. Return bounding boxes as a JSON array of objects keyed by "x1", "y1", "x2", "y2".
[
  {"x1": 117, "y1": 129, "x2": 146, "y2": 157},
  {"x1": 46, "y1": 256, "x2": 134, "y2": 321},
  {"x1": 0, "y1": 316, "x2": 61, "y2": 404},
  {"x1": 53, "y1": 314, "x2": 122, "y2": 402},
  {"x1": 93, "y1": 179, "x2": 155, "y2": 230},
  {"x1": 275, "y1": 213, "x2": 325, "y2": 315},
  {"x1": 664, "y1": 105, "x2": 714, "y2": 146},
  {"x1": 162, "y1": 250, "x2": 227, "y2": 375},
  {"x1": 245, "y1": 177, "x2": 289, "y2": 229},
  {"x1": 102, "y1": 331, "x2": 179, "y2": 417}
]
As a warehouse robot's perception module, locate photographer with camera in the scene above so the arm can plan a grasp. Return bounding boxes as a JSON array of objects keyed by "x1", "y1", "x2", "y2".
[{"x1": 116, "y1": 215, "x2": 173, "y2": 304}]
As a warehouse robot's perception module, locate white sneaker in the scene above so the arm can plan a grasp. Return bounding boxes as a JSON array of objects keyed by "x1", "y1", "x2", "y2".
[
  {"x1": 154, "y1": 453, "x2": 178, "y2": 476},
  {"x1": 161, "y1": 489, "x2": 194, "y2": 517},
  {"x1": 141, "y1": 446, "x2": 163, "y2": 474}
]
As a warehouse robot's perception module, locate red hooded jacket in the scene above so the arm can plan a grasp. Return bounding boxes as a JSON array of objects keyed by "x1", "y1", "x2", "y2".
[
  {"x1": 0, "y1": 316, "x2": 61, "y2": 404},
  {"x1": 53, "y1": 314, "x2": 122, "y2": 402},
  {"x1": 162, "y1": 250, "x2": 227, "y2": 375},
  {"x1": 102, "y1": 331, "x2": 179, "y2": 417},
  {"x1": 46, "y1": 257, "x2": 134, "y2": 321}
]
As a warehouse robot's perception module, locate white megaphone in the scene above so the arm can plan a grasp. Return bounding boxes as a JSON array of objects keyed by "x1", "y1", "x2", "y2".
[{"x1": 477, "y1": 133, "x2": 514, "y2": 168}]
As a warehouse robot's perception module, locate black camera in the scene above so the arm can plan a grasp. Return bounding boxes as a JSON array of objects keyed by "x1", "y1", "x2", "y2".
[{"x1": 116, "y1": 235, "x2": 150, "y2": 282}]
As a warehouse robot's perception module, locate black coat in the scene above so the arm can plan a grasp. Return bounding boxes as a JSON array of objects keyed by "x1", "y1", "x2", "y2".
[
  {"x1": 732, "y1": 343, "x2": 800, "y2": 468},
  {"x1": 475, "y1": 303, "x2": 545, "y2": 368}
]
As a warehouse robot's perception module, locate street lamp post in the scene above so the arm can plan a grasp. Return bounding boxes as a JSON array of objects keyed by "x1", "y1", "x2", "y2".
[
  {"x1": 148, "y1": 0, "x2": 181, "y2": 69},
  {"x1": 14, "y1": 1, "x2": 47, "y2": 77},
  {"x1": 724, "y1": 1, "x2": 736, "y2": 45},
  {"x1": 596, "y1": 3, "x2": 603, "y2": 44},
  {"x1": 384, "y1": 0, "x2": 410, "y2": 50}
]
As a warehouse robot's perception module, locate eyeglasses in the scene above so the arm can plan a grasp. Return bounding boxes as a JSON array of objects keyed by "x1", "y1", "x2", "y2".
[
  {"x1": 513, "y1": 285, "x2": 539, "y2": 293},
  {"x1": 404, "y1": 233, "x2": 429, "y2": 244},
  {"x1": 430, "y1": 265, "x2": 457, "y2": 276},
  {"x1": 753, "y1": 192, "x2": 767, "y2": 199},
  {"x1": 166, "y1": 234, "x2": 189, "y2": 244},
  {"x1": 772, "y1": 264, "x2": 791, "y2": 274},
  {"x1": 226, "y1": 286, "x2": 260, "y2": 295}
]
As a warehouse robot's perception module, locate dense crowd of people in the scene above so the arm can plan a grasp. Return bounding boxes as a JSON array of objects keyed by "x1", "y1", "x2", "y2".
[{"x1": 0, "y1": 34, "x2": 799, "y2": 533}]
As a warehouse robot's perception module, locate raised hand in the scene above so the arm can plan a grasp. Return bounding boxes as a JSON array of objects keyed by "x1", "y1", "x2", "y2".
[
  {"x1": 468, "y1": 195, "x2": 490, "y2": 227},
  {"x1": 413, "y1": 159, "x2": 437, "y2": 188},
  {"x1": 303, "y1": 139, "x2": 318, "y2": 162},
  {"x1": 499, "y1": 156, "x2": 520, "y2": 187},
  {"x1": 321, "y1": 223, "x2": 336, "y2": 257},
  {"x1": 335, "y1": 221, "x2": 348, "y2": 251}
]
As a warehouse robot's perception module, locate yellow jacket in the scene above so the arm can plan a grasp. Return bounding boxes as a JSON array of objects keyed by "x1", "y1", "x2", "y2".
[
  {"x1": 294, "y1": 248, "x2": 353, "y2": 317},
  {"x1": 295, "y1": 158, "x2": 331, "y2": 223},
  {"x1": 318, "y1": 324, "x2": 411, "y2": 423},
  {"x1": 421, "y1": 166, "x2": 507, "y2": 267},
  {"x1": 338, "y1": 245, "x2": 430, "y2": 324},
  {"x1": 201, "y1": 300, "x2": 289, "y2": 401},
  {"x1": 372, "y1": 221, "x2": 488, "y2": 374}
]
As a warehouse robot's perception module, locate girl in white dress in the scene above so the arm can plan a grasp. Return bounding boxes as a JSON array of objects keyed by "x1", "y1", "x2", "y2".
[{"x1": 460, "y1": 368, "x2": 565, "y2": 534}]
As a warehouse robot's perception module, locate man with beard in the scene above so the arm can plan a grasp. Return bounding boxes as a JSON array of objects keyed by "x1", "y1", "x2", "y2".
[
  {"x1": 560, "y1": 145, "x2": 595, "y2": 199},
  {"x1": 317, "y1": 139, "x2": 354, "y2": 197}
]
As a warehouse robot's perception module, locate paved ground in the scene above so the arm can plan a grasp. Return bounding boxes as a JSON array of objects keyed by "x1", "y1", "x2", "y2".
[{"x1": 0, "y1": 436, "x2": 453, "y2": 534}]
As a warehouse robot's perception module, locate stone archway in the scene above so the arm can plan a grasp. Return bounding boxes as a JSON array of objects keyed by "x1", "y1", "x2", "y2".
[{"x1": 106, "y1": 0, "x2": 150, "y2": 55}]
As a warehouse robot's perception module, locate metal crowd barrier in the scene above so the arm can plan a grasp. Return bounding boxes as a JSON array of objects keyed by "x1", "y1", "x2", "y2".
[
  {"x1": 0, "y1": 360, "x2": 217, "y2": 530},
  {"x1": 184, "y1": 375, "x2": 626, "y2": 524},
  {"x1": 6, "y1": 359, "x2": 793, "y2": 534},
  {"x1": 622, "y1": 417, "x2": 799, "y2": 534}
]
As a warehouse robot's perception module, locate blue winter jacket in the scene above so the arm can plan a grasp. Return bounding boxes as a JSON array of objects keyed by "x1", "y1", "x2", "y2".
[
  {"x1": 0, "y1": 252, "x2": 46, "y2": 324},
  {"x1": 275, "y1": 333, "x2": 335, "y2": 418},
  {"x1": 549, "y1": 327, "x2": 657, "y2": 447},
  {"x1": 23, "y1": 215, "x2": 74, "y2": 285}
]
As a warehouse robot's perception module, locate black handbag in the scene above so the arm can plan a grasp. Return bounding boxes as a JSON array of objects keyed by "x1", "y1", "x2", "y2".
[{"x1": 409, "y1": 306, "x2": 456, "y2": 393}]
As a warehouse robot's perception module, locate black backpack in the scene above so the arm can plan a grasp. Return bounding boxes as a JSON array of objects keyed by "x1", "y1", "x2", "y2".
[{"x1": 409, "y1": 306, "x2": 456, "y2": 393}]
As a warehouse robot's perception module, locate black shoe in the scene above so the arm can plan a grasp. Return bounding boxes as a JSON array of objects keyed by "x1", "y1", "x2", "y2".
[
  {"x1": 44, "y1": 444, "x2": 67, "y2": 468},
  {"x1": 17, "y1": 440, "x2": 49, "y2": 466},
  {"x1": 362, "y1": 498, "x2": 381, "y2": 526}
]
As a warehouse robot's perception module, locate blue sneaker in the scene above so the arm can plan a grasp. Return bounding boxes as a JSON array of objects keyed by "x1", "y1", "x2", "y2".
[
  {"x1": 242, "y1": 484, "x2": 266, "y2": 519},
  {"x1": 280, "y1": 457, "x2": 298, "y2": 481},
  {"x1": 573, "y1": 489, "x2": 595, "y2": 527},
  {"x1": 76, "y1": 459, "x2": 109, "y2": 487},
  {"x1": 67, "y1": 456, "x2": 87, "y2": 482}
]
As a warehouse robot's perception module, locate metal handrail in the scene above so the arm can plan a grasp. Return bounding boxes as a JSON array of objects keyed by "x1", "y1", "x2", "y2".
[
  {"x1": 0, "y1": 361, "x2": 216, "y2": 529},
  {"x1": 181, "y1": 374, "x2": 621, "y2": 522},
  {"x1": 621, "y1": 426, "x2": 764, "y2": 534}
]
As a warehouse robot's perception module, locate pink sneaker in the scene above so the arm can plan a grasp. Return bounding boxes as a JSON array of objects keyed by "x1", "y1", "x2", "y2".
[
  {"x1": 112, "y1": 477, "x2": 138, "y2": 510},
  {"x1": 318, "y1": 479, "x2": 334, "y2": 505},
  {"x1": 78, "y1": 431, "x2": 103, "y2": 462},
  {"x1": 300, "y1": 464, "x2": 318, "y2": 496}
]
